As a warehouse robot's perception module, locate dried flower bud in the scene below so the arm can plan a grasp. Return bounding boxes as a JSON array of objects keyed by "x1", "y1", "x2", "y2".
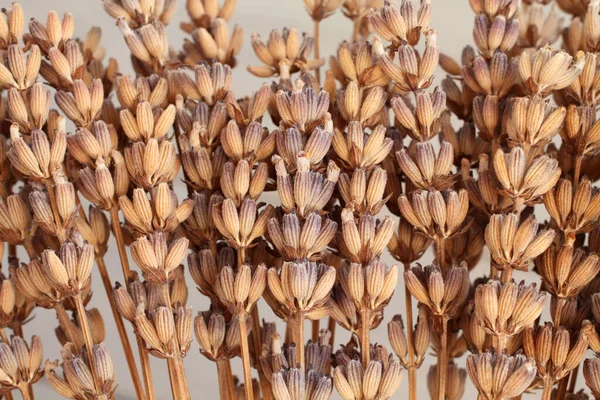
[
  {"x1": 275, "y1": 82, "x2": 329, "y2": 132},
  {"x1": 276, "y1": 123, "x2": 333, "y2": 169},
  {"x1": 215, "y1": 264, "x2": 267, "y2": 314},
  {"x1": 390, "y1": 88, "x2": 446, "y2": 142},
  {"x1": 388, "y1": 218, "x2": 432, "y2": 264},
  {"x1": 486, "y1": 213, "x2": 555, "y2": 272},
  {"x1": 213, "y1": 198, "x2": 274, "y2": 250},
  {"x1": 466, "y1": 350, "x2": 536, "y2": 400},
  {"x1": 333, "y1": 357, "x2": 403, "y2": 400},
  {"x1": 195, "y1": 309, "x2": 243, "y2": 361},
  {"x1": 396, "y1": 141, "x2": 455, "y2": 191},
  {"x1": 519, "y1": 47, "x2": 583, "y2": 96},
  {"x1": 339, "y1": 208, "x2": 395, "y2": 264},
  {"x1": 336, "y1": 81, "x2": 386, "y2": 127},
  {"x1": 131, "y1": 232, "x2": 189, "y2": 283},
  {"x1": 368, "y1": 0, "x2": 431, "y2": 47},
  {"x1": 272, "y1": 368, "x2": 333, "y2": 400},
  {"x1": 504, "y1": 97, "x2": 566, "y2": 148},
  {"x1": 329, "y1": 41, "x2": 389, "y2": 88}
]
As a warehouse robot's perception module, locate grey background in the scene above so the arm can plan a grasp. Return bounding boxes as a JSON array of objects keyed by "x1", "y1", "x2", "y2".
[{"x1": 9, "y1": 0, "x2": 574, "y2": 399}]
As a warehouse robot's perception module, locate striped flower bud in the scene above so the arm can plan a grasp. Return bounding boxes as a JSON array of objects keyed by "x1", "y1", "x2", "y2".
[
  {"x1": 339, "y1": 208, "x2": 395, "y2": 264},
  {"x1": 388, "y1": 218, "x2": 432, "y2": 264},
  {"x1": 274, "y1": 155, "x2": 339, "y2": 217},
  {"x1": 333, "y1": 122, "x2": 392, "y2": 170},
  {"x1": 0, "y1": 335, "x2": 43, "y2": 391},
  {"x1": 183, "y1": 18, "x2": 243, "y2": 67},
  {"x1": 0, "y1": 3, "x2": 23, "y2": 49},
  {"x1": 247, "y1": 27, "x2": 324, "y2": 80},
  {"x1": 516, "y1": 3, "x2": 561, "y2": 50},
  {"x1": 40, "y1": 41, "x2": 84, "y2": 90},
  {"x1": 404, "y1": 262, "x2": 469, "y2": 320},
  {"x1": 472, "y1": 94, "x2": 500, "y2": 142},
  {"x1": 584, "y1": 357, "x2": 600, "y2": 398},
  {"x1": 0, "y1": 44, "x2": 40, "y2": 91},
  {"x1": 304, "y1": 0, "x2": 343, "y2": 21},
  {"x1": 373, "y1": 30, "x2": 438, "y2": 92},
  {"x1": 466, "y1": 350, "x2": 537, "y2": 400},
  {"x1": 266, "y1": 261, "x2": 335, "y2": 320},
  {"x1": 544, "y1": 177, "x2": 600, "y2": 238},
  {"x1": 275, "y1": 123, "x2": 333, "y2": 169},
  {"x1": 388, "y1": 308, "x2": 430, "y2": 369},
  {"x1": 215, "y1": 264, "x2": 267, "y2": 315},
  {"x1": 135, "y1": 304, "x2": 193, "y2": 358},
  {"x1": 28, "y1": 10, "x2": 74, "y2": 54},
  {"x1": 220, "y1": 160, "x2": 268, "y2": 207},
  {"x1": 333, "y1": 356, "x2": 403, "y2": 400},
  {"x1": 505, "y1": 96, "x2": 566, "y2": 148},
  {"x1": 328, "y1": 286, "x2": 360, "y2": 332},
  {"x1": 120, "y1": 101, "x2": 175, "y2": 143},
  {"x1": 560, "y1": 105, "x2": 600, "y2": 157},
  {"x1": 368, "y1": 0, "x2": 431, "y2": 47},
  {"x1": 67, "y1": 120, "x2": 118, "y2": 167},
  {"x1": 221, "y1": 120, "x2": 276, "y2": 164},
  {"x1": 103, "y1": 0, "x2": 177, "y2": 28},
  {"x1": 40, "y1": 242, "x2": 94, "y2": 297},
  {"x1": 119, "y1": 184, "x2": 194, "y2": 237},
  {"x1": 396, "y1": 141, "x2": 455, "y2": 191},
  {"x1": 8, "y1": 124, "x2": 66, "y2": 180},
  {"x1": 55, "y1": 307, "x2": 105, "y2": 352},
  {"x1": 117, "y1": 19, "x2": 169, "y2": 67},
  {"x1": 485, "y1": 213, "x2": 555, "y2": 272},
  {"x1": 462, "y1": 154, "x2": 508, "y2": 216},
  {"x1": 338, "y1": 259, "x2": 398, "y2": 317},
  {"x1": 398, "y1": 189, "x2": 470, "y2": 240},
  {"x1": 0, "y1": 194, "x2": 31, "y2": 246},
  {"x1": 462, "y1": 53, "x2": 518, "y2": 98},
  {"x1": 195, "y1": 309, "x2": 244, "y2": 361},
  {"x1": 460, "y1": 302, "x2": 491, "y2": 355},
  {"x1": 329, "y1": 42, "x2": 389, "y2": 88},
  {"x1": 55, "y1": 79, "x2": 104, "y2": 128},
  {"x1": 11, "y1": 260, "x2": 64, "y2": 309},
  {"x1": 188, "y1": 247, "x2": 234, "y2": 301},
  {"x1": 124, "y1": 139, "x2": 180, "y2": 189},
  {"x1": 115, "y1": 74, "x2": 168, "y2": 112},
  {"x1": 427, "y1": 363, "x2": 466, "y2": 400},
  {"x1": 445, "y1": 225, "x2": 486, "y2": 270},
  {"x1": 338, "y1": 166, "x2": 388, "y2": 216},
  {"x1": 474, "y1": 280, "x2": 547, "y2": 341},
  {"x1": 184, "y1": 192, "x2": 224, "y2": 247},
  {"x1": 213, "y1": 198, "x2": 274, "y2": 251},
  {"x1": 272, "y1": 368, "x2": 333, "y2": 400},
  {"x1": 472, "y1": 14, "x2": 519, "y2": 57},
  {"x1": 225, "y1": 84, "x2": 273, "y2": 128},
  {"x1": 390, "y1": 88, "x2": 446, "y2": 142},
  {"x1": 538, "y1": 243, "x2": 600, "y2": 299},
  {"x1": 275, "y1": 82, "x2": 329, "y2": 132},
  {"x1": 46, "y1": 343, "x2": 115, "y2": 399},
  {"x1": 177, "y1": 62, "x2": 232, "y2": 105},
  {"x1": 519, "y1": 47, "x2": 583, "y2": 96},
  {"x1": 130, "y1": 232, "x2": 189, "y2": 283},
  {"x1": 335, "y1": 81, "x2": 387, "y2": 127},
  {"x1": 523, "y1": 322, "x2": 589, "y2": 383}
]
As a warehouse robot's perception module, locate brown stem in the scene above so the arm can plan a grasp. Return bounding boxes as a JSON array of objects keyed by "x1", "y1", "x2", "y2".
[
  {"x1": 109, "y1": 206, "x2": 132, "y2": 280},
  {"x1": 495, "y1": 334, "x2": 508, "y2": 353},
  {"x1": 360, "y1": 308, "x2": 371, "y2": 368},
  {"x1": 327, "y1": 317, "x2": 336, "y2": 349},
  {"x1": 18, "y1": 385, "x2": 31, "y2": 400},
  {"x1": 568, "y1": 365, "x2": 579, "y2": 393},
  {"x1": 74, "y1": 294, "x2": 101, "y2": 393},
  {"x1": 250, "y1": 305, "x2": 272, "y2": 400},
  {"x1": 96, "y1": 257, "x2": 144, "y2": 400},
  {"x1": 573, "y1": 154, "x2": 583, "y2": 189},
  {"x1": 216, "y1": 359, "x2": 235, "y2": 400},
  {"x1": 136, "y1": 335, "x2": 155, "y2": 400},
  {"x1": 169, "y1": 356, "x2": 190, "y2": 400},
  {"x1": 54, "y1": 303, "x2": 78, "y2": 348},
  {"x1": 542, "y1": 377, "x2": 554, "y2": 400},
  {"x1": 434, "y1": 236, "x2": 446, "y2": 268},
  {"x1": 351, "y1": 18, "x2": 360, "y2": 42},
  {"x1": 295, "y1": 311, "x2": 305, "y2": 372},
  {"x1": 44, "y1": 180, "x2": 66, "y2": 243},
  {"x1": 500, "y1": 267, "x2": 513, "y2": 283},
  {"x1": 238, "y1": 313, "x2": 255, "y2": 400},
  {"x1": 437, "y1": 317, "x2": 448, "y2": 400},
  {"x1": 557, "y1": 375, "x2": 569, "y2": 400},
  {"x1": 311, "y1": 320, "x2": 319, "y2": 342},
  {"x1": 403, "y1": 263, "x2": 417, "y2": 400},
  {"x1": 314, "y1": 19, "x2": 321, "y2": 84}
]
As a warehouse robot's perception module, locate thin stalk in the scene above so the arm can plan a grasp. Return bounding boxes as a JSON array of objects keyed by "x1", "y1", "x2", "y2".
[
  {"x1": 136, "y1": 335, "x2": 155, "y2": 400},
  {"x1": 251, "y1": 305, "x2": 272, "y2": 400},
  {"x1": 162, "y1": 283, "x2": 190, "y2": 400},
  {"x1": 170, "y1": 356, "x2": 190, "y2": 400},
  {"x1": 96, "y1": 257, "x2": 144, "y2": 400},
  {"x1": 403, "y1": 262, "x2": 417, "y2": 400},
  {"x1": 434, "y1": 236, "x2": 446, "y2": 268},
  {"x1": 238, "y1": 313, "x2": 255, "y2": 400},
  {"x1": 359, "y1": 308, "x2": 371, "y2": 368},
  {"x1": 216, "y1": 359, "x2": 235, "y2": 400},
  {"x1": 437, "y1": 317, "x2": 448, "y2": 400},
  {"x1": 109, "y1": 206, "x2": 132, "y2": 280},
  {"x1": 295, "y1": 312, "x2": 305, "y2": 372},
  {"x1": 311, "y1": 320, "x2": 319, "y2": 342},
  {"x1": 18, "y1": 385, "x2": 31, "y2": 400},
  {"x1": 74, "y1": 294, "x2": 101, "y2": 393},
  {"x1": 351, "y1": 18, "x2": 360, "y2": 42},
  {"x1": 568, "y1": 366, "x2": 579, "y2": 393},
  {"x1": 573, "y1": 154, "x2": 583, "y2": 189},
  {"x1": 43, "y1": 180, "x2": 66, "y2": 243},
  {"x1": 494, "y1": 334, "x2": 508, "y2": 353},
  {"x1": 542, "y1": 378, "x2": 554, "y2": 400},
  {"x1": 556, "y1": 375, "x2": 568, "y2": 400},
  {"x1": 167, "y1": 359, "x2": 178, "y2": 400},
  {"x1": 54, "y1": 303, "x2": 78, "y2": 346},
  {"x1": 313, "y1": 19, "x2": 321, "y2": 84},
  {"x1": 500, "y1": 267, "x2": 513, "y2": 283}
]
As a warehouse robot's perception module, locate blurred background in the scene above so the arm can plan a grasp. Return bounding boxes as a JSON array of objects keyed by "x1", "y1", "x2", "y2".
[{"x1": 10, "y1": 0, "x2": 548, "y2": 399}]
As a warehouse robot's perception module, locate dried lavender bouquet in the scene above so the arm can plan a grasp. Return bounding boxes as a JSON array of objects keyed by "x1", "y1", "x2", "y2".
[{"x1": 2, "y1": 0, "x2": 600, "y2": 399}]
